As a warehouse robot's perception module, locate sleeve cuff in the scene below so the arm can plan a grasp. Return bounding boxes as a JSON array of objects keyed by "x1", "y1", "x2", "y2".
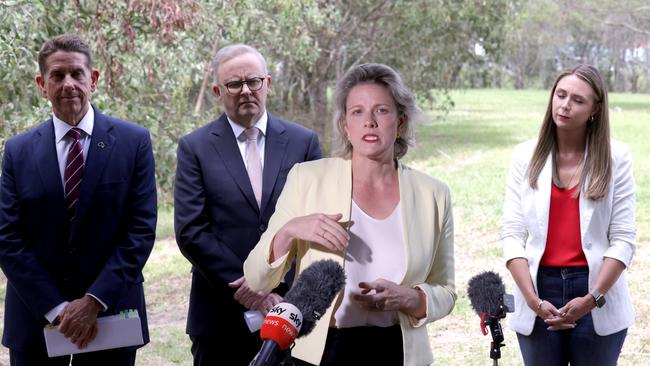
[
  {"x1": 45, "y1": 301, "x2": 68, "y2": 324},
  {"x1": 503, "y1": 236, "x2": 528, "y2": 263},
  {"x1": 86, "y1": 293, "x2": 108, "y2": 312},
  {"x1": 269, "y1": 251, "x2": 290, "y2": 269},
  {"x1": 603, "y1": 245, "x2": 634, "y2": 268},
  {"x1": 408, "y1": 285, "x2": 428, "y2": 328}
]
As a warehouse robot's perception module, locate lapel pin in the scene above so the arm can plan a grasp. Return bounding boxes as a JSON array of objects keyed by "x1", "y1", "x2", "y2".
[{"x1": 98, "y1": 141, "x2": 105, "y2": 148}]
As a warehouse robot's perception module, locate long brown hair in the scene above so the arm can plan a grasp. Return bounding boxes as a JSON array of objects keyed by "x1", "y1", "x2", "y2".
[{"x1": 527, "y1": 64, "x2": 611, "y2": 200}]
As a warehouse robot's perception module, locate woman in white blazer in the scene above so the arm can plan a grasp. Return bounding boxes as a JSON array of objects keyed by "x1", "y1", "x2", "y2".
[
  {"x1": 244, "y1": 63, "x2": 455, "y2": 366},
  {"x1": 502, "y1": 64, "x2": 636, "y2": 366}
]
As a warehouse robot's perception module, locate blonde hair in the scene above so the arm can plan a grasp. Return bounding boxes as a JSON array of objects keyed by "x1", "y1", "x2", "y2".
[
  {"x1": 332, "y1": 63, "x2": 420, "y2": 160},
  {"x1": 528, "y1": 64, "x2": 611, "y2": 200}
]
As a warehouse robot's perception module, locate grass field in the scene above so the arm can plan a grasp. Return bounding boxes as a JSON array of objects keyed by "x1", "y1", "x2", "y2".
[{"x1": 1, "y1": 88, "x2": 649, "y2": 365}]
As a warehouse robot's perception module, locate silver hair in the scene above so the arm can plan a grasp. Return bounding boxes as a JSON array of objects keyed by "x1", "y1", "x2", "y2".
[
  {"x1": 211, "y1": 44, "x2": 268, "y2": 83},
  {"x1": 333, "y1": 63, "x2": 420, "y2": 160}
]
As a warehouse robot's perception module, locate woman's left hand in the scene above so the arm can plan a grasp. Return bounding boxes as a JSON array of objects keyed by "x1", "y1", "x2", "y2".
[
  {"x1": 352, "y1": 279, "x2": 421, "y2": 314},
  {"x1": 545, "y1": 295, "x2": 595, "y2": 330}
]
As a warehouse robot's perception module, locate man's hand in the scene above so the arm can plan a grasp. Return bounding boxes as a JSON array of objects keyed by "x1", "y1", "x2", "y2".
[
  {"x1": 228, "y1": 276, "x2": 268, "y2": 310},
  {"x1": 256, "y1": 293, "x2": 283, "y2": 316},
  {"x1": 57, "y1": 295, "x2": 102, "y2": 348}
]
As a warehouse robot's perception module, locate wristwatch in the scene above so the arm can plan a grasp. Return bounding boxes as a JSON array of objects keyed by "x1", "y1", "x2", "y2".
[{"x1": 589, "y1": 289, "x2": 606, "y2": 308}]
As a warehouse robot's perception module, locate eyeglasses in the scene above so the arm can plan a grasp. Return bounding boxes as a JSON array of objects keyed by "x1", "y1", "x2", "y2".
[{"x1": 223, "y1": 77, "x2": 266, "y2": 94}]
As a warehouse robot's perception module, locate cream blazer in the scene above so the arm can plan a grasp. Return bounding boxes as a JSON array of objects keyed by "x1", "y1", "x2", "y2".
[
  {"x1": 244, "y1": 157, "x2": 456, "y2": 366},
  {"x1": 502, "y1": 139, "x2": 636, "y2": 336}
]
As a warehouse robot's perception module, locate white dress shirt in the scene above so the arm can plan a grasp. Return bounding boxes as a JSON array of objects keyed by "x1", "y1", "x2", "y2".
[
  {"x1": 45, "y1": 104, "x2": 107, "y2": 323},
  {"x1": 227, "y1": 112, "x2": 268, "y2": 170},
  {"x1": 53, "y1": 104, "x2": 94, "y2": 185}
]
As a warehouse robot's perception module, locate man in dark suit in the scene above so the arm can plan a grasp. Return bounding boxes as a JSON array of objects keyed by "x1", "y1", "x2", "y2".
[
  {"x1": 0, "y1": 35, "x2": 157, "y2": 366},
  {"x1": 174, "y1": 44, "x2": 321, "y2": 365}
]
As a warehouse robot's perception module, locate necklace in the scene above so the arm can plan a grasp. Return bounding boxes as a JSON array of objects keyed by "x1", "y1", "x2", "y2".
[{"x1": 553, "y1": 151, "x2": 585, "y2": 189}]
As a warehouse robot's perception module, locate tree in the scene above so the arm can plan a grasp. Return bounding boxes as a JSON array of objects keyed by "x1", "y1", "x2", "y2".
[
  {"x1": 1, "y1": 0, "x2": 512, "y2": 204},
  {"x1": 499, "y1": 0, "x2": 650, "y2": 91}
]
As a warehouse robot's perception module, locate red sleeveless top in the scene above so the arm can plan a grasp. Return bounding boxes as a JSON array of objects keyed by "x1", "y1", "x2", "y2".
[{"x1": 540, "y1": 183, "x2": 588, "y2": 267}]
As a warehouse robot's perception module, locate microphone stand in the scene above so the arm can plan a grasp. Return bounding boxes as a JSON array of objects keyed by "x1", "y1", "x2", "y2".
[
  {"x1": 481, "y1": 305, "x2": 507, "y2": 366},
  {"x1": 486, "y1": 318, "x2": 504, "y2": 366}
]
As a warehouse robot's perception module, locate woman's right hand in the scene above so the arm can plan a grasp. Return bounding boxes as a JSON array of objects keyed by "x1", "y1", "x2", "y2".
[
  {"x1": 534, "y1": 299, "x2": 562, "y2": 320},
  {"x1": 271, "y1": 213, "x2": 349, "y2": 260},
  {"x1": 534, "y1": 300, "x2": 576, "y2": 330}
]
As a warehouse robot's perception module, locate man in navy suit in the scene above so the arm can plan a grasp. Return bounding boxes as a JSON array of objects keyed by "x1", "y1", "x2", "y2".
[
  {"x1": 174, "y1": 44, "x2": 321, "y2": 365},
  {"x1": 0, "y1": 35, "x2": 157, "y2": 366}
]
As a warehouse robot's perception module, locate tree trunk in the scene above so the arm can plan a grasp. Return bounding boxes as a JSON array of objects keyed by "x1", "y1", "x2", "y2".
[{"x1": 309, "y1": 78, "x2": 330, "y2": 155}]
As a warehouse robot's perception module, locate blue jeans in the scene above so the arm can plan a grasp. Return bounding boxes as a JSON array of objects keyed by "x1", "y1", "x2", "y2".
[{"x1": 517, "y1": 266, "x2": 627, "y2": 366}]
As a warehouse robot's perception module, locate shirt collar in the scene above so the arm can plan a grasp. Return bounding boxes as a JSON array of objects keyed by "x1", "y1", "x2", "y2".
[
  {"x1": 227, "y1": 111, "x2": 268, "y2": 141},
  {"x1": 53, "y1": 103, "x2": 94, "y2": 143}
]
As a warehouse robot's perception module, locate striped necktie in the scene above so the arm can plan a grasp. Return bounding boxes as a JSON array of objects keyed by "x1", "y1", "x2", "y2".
[{"x1": 64, "y1": 128, "x2": 84, "y2": 222}]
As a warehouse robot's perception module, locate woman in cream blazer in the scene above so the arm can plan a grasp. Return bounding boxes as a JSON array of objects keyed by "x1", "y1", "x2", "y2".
[
  {"x1": 502, "y1": 65, "x2": 636, "y2": 365},
  {"x1": 244, "y1": 64, "x2": 455, "y2": 366}
]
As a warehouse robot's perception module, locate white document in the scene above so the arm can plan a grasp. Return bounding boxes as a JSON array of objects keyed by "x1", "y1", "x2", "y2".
[{"x1": 44, "y1": 310, "x2": 144, "y2": 357}]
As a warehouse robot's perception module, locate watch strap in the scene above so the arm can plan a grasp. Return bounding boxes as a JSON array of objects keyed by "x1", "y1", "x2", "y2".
[{"x1": 589, "y1": 288, "x2": 606, "y2": 308}]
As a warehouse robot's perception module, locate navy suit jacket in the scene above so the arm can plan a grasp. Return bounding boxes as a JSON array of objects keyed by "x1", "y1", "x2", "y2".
[
  {"x1": 174, "y1": 113, "x2": 321, "y2": 336},
  {"x1": 0, "y1": 107, "x2": 157, "y2": 351}
]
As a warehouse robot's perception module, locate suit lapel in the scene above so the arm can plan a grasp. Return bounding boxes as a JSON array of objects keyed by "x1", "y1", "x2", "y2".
[
  {"x1": 535, "y1": 154, "x2": 553, "y2": 243},
  {"x1": 32, "y1": 120, "x2": 66, "y2": 210},
  {"x1": 578, "y1": 145, "x2": 595, "y2": 242},
  {"x1": 260, "y1": 114, "x2": 288, "y2": 214},
  {"x1": 71, "y1": 109, "x2": 115, "y2": 236},
  {"x1": 209, "y1": 115, "x2": 259, "y2": 212},
  {"x1": 397, "y1": 163, "x2": 415, "y2": 285},
  {"x1": 579, "y1": 191, "x2": 596, "y2": 243}
]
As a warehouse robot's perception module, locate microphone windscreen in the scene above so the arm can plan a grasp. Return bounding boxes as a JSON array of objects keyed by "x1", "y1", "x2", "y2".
[
  {"x1": 467, "y1": 271, "x2": 505, "y2": 317},
  {"x1": 284, "y1": 259, "x2": 346, "y2": 336},
  {"x1": 259, "y1": 302, "x2": 302, "y2": 350}
]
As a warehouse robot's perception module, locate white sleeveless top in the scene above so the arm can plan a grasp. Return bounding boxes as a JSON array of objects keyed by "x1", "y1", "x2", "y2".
[{"x1": 334, "y1": 200, "x2": 406, "y2": 328}]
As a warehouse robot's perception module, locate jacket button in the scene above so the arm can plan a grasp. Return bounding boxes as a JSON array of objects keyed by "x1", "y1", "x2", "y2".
[
  {"x1": 68, "y1": 247, "x2": 76, "y2": 254},
  {"x1": 259, "y1": 224, "x2": 267, "y2": 232}
]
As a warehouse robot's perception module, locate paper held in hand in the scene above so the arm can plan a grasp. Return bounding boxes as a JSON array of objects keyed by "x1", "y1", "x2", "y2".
[{"x1": 43, "y1": 309, "x2": 144, "y2": 357}]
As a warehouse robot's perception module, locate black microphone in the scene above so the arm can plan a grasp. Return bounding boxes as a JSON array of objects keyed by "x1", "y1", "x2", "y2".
[
  {"x1": 467, "y1": 271, "x2": 511, "y2": 318},
  {"x1": 467, "y1": 271, "x2": 514, "y2": 364},
  {"x1": 250, "y1": 259, "x2": 346, "y2": 366}
]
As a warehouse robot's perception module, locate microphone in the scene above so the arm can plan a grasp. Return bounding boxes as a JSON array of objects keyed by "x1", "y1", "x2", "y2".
[
  {"x1": 467, "y1": 271, "x2": 514, "y2": 364},
  {"x1": 250, "y1": 259, "x2": 346, "y2": 366},
  {"x1": 467, "y1": 271, "x2": 513, "y2": 319}
]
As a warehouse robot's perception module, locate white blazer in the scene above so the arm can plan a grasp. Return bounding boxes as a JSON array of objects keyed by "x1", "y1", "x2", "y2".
[
  {"x1": 502, "y1": 139, "x2": 636, "y2": 336},
  {"x1": 244, "y1": 157, "x2": 456, "y2": 366}
]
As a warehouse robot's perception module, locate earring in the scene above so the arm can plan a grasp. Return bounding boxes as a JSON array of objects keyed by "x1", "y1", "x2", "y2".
[
  {"x1": 346, "y1": 133, "x2": 351, "y2": 140},
  {"x1": 396, "y1": 132, "x2": 400, "y2": 141},
  {"x1": 589, "y1": 115, "x2": 595, "y2": 123}
]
